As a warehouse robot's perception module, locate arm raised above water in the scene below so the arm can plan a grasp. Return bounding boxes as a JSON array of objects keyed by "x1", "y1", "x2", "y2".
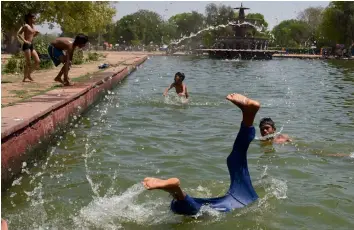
[{"x1": 163, "y1": 83, "x2": 175, "y2": 96}]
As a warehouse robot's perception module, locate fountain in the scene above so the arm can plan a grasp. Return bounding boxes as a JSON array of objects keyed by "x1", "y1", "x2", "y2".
[{"x1": 196, "y1": 3, "x2": 282, "y2": 60}]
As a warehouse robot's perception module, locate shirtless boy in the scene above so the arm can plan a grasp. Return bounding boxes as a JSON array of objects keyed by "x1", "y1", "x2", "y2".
[
  {"x1": 48, "y1": 34, "x2": 88, "y2": 86},
  {"x1": 17, "y1": 13, "x2": 40, "y2": 82},
  {"x1": 259, "y1": 117, "x2": 291, "y2": 144},
  {"x1": 163, "y1": 72, "x2": 189, "y2": 98}
]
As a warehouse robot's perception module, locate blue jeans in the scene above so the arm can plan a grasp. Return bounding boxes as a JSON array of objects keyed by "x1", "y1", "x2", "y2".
[{"x1": 170, "y1": 123, "x2": 258, "y2": 215}]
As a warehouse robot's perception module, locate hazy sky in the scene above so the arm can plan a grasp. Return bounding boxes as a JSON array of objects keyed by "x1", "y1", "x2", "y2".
[{"x1": 37, "y1": 1, "x2": 330, "y2": 35}]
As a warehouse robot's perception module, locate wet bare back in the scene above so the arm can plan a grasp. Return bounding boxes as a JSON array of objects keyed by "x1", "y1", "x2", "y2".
[
  {"x1": 51, "y1": 37, "x2": 74, "y2": 51},
  {"x1": 174, "y1": 83, "x2": 189, "y2": 97}
]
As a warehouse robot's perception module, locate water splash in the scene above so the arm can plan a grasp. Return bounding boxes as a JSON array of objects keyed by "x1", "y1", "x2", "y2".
[
  {"x1": 84, "y1": 141, "x2": 100, "y2": 197},
  {"x1": 255, "y1": 126, "x2": 284, "y2": 141},
  {"x1": 221, "y1": 59, "x2": 241, "y2": 62},
  {"x1": 73, "y1": 183, "x2": 170, "y2": 229},
  {"x1": 9, "y1": 147, "x2": 59, "y2": 228},
  {"x1": 229, "y1": 20, "x2": 264, "y2": 32},
  {"x1": 83, "y1": 90, "x2": 119, "y2": 197},
  {"x1": 252, "y1": 165, "x2": 288, "y2": 213},
  {"x1": 163, "y1": 94, "x2": 189, "y2": 105},
  {"x1": 169, "y1": 21, "x2": 265, "y2": 46},
  {"x1": 170, "y1": 24, "x2": 229, "y2": 46}
]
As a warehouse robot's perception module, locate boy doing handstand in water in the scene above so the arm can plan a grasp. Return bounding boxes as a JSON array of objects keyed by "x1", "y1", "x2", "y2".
[
  {"x1": 143, "y1": 93, "x2": 259, "y2": 215},
  {"x1": 163, "y1": 72, "x2": 189, "y2": 98}
]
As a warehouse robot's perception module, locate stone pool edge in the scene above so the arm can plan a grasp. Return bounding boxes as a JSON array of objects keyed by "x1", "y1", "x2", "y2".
[{"x1": 1, "y1": 55, "x2": 148, "y2": 188}]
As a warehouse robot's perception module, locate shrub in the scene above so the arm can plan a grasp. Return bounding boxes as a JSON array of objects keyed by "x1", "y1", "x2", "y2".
[
  {"x1": 4, "y1": 57, "x2": 19, "y2": 73},
  {"x1": 72, "y1": 49, "x2": 84, "y2": 65},
  {"x1": 39, "y1": 60, "x2": 54, "y2": 69},
  {"x1": 87, "y1": 52, "x2": 99, "y2": 61},
  {"x1": 4, "y1": 55, "x2": 53, "y2": 73}
]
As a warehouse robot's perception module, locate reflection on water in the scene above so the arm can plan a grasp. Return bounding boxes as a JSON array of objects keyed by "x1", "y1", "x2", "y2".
[{"x1": 2, "y1": 57, "x2": 354, "y2": 229}]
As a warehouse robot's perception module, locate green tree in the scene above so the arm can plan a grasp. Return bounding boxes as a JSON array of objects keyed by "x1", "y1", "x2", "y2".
[
  {"x1": 40, "y1": 2, "x2": 116, "y2": 34},
  {"x1": 102, "y1": 23, "x2": 117, "y2": 45},
  {"x1": 205, "y1": 3, "x2": 235, "y2": 26},
  {"x1": 168, "y1": 11, "x2": 205, "y2": 38},
  {"x1": 246, "y1": 13, "x2": 269, "y2": 31},
  {"x1": 319, "y1": 1, "x2": 354, "y2": 48},
  {"x1": 297, "y1": 6, "x2": 325, "y2": 47},
  {"x1": 201, "y1": 3, "x2": 236, "y2": 47},
  {"x1": 115, "y1": 10, "x2": 165, "y2": 46},
  {"x1": 272, "y1": 19, "x2": 311, "y2": 47},
  {"x1": 160, "y1": 21, "x2": 178, "y2": 44},
  {"x1": 1, "y1": 1, "x2": 44, "y2": 53},
  {"x1": 297, "y1": 7, "x2": 324, "y2": 33},
  {"x1": 115, "y1": 14, "x2": 137, "y2": 45},
  {"x1": 1, "y1": 1, "x2": 116, "y2": 53}
]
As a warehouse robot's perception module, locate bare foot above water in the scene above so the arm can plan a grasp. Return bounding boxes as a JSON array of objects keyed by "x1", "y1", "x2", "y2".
[
  {"x1": 226, "y1": 93, "x2": 260, "y2": 112},
  {"x1": 142, "y1": 177, "x2": 180, "y2": 190}
]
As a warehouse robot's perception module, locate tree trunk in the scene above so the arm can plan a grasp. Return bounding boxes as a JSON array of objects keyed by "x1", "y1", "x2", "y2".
[{"x1": 5, "y1": 30, "x2": 21, "y2": 54}]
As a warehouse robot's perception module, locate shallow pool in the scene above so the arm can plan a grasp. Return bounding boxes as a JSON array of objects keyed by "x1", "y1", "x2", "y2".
[{"x1": 2, "y1": 56, "x2": 354, "y2": 229}]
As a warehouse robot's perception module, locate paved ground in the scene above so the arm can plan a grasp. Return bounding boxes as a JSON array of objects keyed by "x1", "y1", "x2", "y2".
[
  {"x1": 1, "y1": 52, "x2": 148, "y2": 185},
  {"x1": 272, "y1": 54, "x2": 326, "y2": 59},
  {"x1": 1, "y1": 51, "x2": 164, "y2": 106},
  {"x1": 1, "y1": 55, "x2": 146, "y2": 138}
]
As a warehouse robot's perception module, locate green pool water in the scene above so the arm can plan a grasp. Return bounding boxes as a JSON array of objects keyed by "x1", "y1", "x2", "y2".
[{"x1": 2, "y1": 56, "x2": 354, "y2": 230}]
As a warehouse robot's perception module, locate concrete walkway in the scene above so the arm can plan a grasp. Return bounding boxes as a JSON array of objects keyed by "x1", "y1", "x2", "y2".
[
  {"x1": 1, "y1": 52, "x2": 160, "y2": 106},
  {"x1": 1, "y1": 52, "x2": 149, "y2": 136},
  {"x1": 1, "y1": 52, "x2": 149, "y2": 187},
  {"x1": 273, "y1": 54, "x2": 332, "y2": 59}
]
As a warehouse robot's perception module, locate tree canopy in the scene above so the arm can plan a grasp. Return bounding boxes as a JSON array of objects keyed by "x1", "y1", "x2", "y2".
[
  {"x1": 271, "y1": 2, "x2": 354, "y2": 49},
  {"x1": 1, "y1": 1, "x2": 116, "y2": 52},
  {"x1": 297, "y1": 6, "x2": 324, "y2": 33},
  {"x1": 246, "y1": 13, "x2": 268, "y2": 31},
  {"x1": 114, "y1": 10, "x2": 165, "y2": 46},
  {"x1": 272, "y1": 20, "x2": 311, "y2": 47},
  {"x1": 2, "y1": 1, "x2": 350, "y2": 52},
  {"x1": 168, "y1": 11, "x2": 205, "y2": 37},
  {"x1": 319, "y1": 1, "x2": 354, "y2": 47},
  {"x1": 1, "y1": 1, "x2": 115, "y2": 33},
  {"x1": 205, "y1": 3, "x2": 235, "y2": 26}
]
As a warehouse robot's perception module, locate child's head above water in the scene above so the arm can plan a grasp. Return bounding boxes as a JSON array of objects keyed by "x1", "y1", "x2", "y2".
[
  {"x1": 174, "y1": 72, "x2": 185, "y2": 84},
  {"x1": 259, "y1": 117, "x2": 276, "y2": 137}
]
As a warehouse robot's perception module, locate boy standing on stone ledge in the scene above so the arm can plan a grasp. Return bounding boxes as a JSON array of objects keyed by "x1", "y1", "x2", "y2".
[{"x1": 48, "y1": 34, "x2": 89, "y2": 86}]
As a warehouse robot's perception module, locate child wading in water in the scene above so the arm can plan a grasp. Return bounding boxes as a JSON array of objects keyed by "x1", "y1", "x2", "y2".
[
  {"x1": 163, "y1": 72, "x2": 189, "y2": 98},
  {"x1": 17, "y1": 13, "x2": 40, "y2": 82}
]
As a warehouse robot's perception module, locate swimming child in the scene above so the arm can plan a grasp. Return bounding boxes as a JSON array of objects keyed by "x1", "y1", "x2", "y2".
[
  {"x1": 259, "y1": 118, "x2": 352, "y2": 157},
  {"x1": 48, "y1": 34, "x2": 88, "y2": 86},
  {"x1": 143, "y1": 93, "x2": 259, "y2": 215},
  {"x1": 17, "y1": 13, "x2": 40, "y2": 82},
  {"x1": 163, "y1": 72, "x2": 189, "y2": 98},
  {"x1": 259, "y1": 117, "x2": 291, "y2": 144}
]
